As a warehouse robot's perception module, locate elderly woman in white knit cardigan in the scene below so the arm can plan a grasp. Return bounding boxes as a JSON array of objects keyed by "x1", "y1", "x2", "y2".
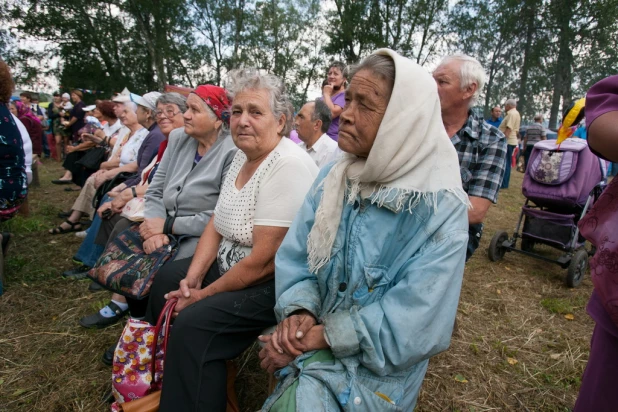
[{"x1": 259, "y1": 49, "x2": 470, "y2": 411}]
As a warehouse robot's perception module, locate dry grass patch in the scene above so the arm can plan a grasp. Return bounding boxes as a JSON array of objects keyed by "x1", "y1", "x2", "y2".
[{"x1": 0, "y1": 162, "x2": 592, "y2": 411}]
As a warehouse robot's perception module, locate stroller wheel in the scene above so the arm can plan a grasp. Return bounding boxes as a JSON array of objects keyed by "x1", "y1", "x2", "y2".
[
  {"x1": 566, "y1": 248, "x2": 588, "y2": 288},
  {"x1": 488, "y1": 231, "x2": 509, "y2": 262},
  {"x1": 521, "y1": 237, "x2": 535, "y2": 252}
]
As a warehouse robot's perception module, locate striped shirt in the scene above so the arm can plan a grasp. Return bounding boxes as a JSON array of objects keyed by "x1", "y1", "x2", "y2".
[{"x1": 525, "y1": 123, "x2": 546, "y2": 146}]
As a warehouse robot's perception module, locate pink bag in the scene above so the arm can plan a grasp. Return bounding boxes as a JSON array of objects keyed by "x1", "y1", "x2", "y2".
[
  {"x1": 578, "y1": 178, "x2": 618, "y2": 326},
  {"x1": 111, "y1": 299, "x2": 177, "y2": 410}
]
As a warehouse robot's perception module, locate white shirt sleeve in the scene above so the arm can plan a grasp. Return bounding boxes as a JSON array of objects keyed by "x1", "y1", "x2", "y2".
[
  {"x1": 254, "y1": 155, "x2": 316, "y2": 227},
  {"x1": 12, "y1": 114, "x2": 33, "y2": 184}
]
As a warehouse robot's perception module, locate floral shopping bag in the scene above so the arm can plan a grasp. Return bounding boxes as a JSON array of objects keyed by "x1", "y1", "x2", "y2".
[{"x1": 111, "y1": 299, "x2": 176, "y2": 411}]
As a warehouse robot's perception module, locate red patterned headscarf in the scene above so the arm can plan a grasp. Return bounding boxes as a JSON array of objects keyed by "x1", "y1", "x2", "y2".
[
  {"x1": 192, "y1": 85, "x2": 231, "y2": 125},
  {"x1": 14, "y1": 101, "x2": 41, "y2": 124}
]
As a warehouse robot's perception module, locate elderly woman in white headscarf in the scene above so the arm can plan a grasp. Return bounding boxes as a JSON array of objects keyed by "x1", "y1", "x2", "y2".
[{"x1": 258, "y1": 49, "x2": 469, "y2": 411}]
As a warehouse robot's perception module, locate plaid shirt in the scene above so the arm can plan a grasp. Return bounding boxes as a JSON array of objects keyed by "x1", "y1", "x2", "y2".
[{"x1": 450, "y1": 111, "x2": 507, "y2": 203}]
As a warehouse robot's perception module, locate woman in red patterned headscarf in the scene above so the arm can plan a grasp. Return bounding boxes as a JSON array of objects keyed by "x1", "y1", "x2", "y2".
[{"x1": 9, "y1": 100, "x2": 43, "y2": 156}]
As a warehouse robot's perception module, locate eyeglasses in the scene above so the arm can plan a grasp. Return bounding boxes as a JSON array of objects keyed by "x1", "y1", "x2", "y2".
[{"x1": 155, "y1": 109, "x2": 181, "y2": 119}]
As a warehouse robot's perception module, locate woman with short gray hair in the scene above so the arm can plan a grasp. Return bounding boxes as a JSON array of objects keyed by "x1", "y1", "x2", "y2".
[{"x1": 155, "y1": 70, "x2": 319, "y2": 411}]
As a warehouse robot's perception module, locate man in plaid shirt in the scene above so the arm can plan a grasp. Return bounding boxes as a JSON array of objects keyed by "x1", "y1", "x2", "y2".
[{"x1": 433, "y1": 54, "x2": 507, "y2": 261}]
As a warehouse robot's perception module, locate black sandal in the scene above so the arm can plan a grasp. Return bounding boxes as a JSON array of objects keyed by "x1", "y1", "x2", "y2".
[
  {"x1": 49, "y1": 220, "x2": 83, "y2": 235},
  {"x1": 52, "y1": 179, "x2": 73, "y2": 185}
]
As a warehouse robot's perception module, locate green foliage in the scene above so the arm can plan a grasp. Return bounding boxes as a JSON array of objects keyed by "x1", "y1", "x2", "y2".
[
  {"x1": 4, "y1": 0, "x2": 618, "y2": 116},
  {"x1": 450, "y1": 0, "x2": 618, "y2": 123},
  {"x1": 325, "y1": 0, "x2": 449, "y2": 64}
]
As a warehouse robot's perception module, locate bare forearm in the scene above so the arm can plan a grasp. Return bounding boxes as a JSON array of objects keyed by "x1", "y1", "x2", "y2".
[
  {"x1": 186, "y1": 220, "x2": 222, "y2": 281},
  {"x1": 112, "y1": 162, "x2": 138, "y2": 175},
  {"x1": 75, "y1": 141, "x2": 96, "y2": 151},
  {"x1": 202, "y1": 253, "x2": 274, "y2": 297},
  {"x1": 322, "y1": 93, "x2": 335, "y2": 112},
  {"x1": 468, "y1": 196, "x2": 491, "y2": 225},
  {"x1": 100, "y1": 159, "x2": 120, "y2": 170},
  {"x1": 304, "y1": 325, "x2": 329, "y2": 351},
  {"x1": 505, "y1": 128, "x2": 512, "y2": 140}
]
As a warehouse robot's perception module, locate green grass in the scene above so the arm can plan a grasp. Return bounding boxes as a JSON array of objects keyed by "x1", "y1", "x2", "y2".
[
  {"x1": 541, "y1": 296, "x2": 588, "y2": 314},
  {"x1": 0, "y1": 160, "x2": 597, "y2": 411}
]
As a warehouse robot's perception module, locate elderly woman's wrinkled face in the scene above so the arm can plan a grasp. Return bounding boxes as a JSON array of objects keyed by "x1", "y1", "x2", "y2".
[
  {"x1": 184, "y1": 93, "x2": 221, "y2": 138},
  {"x1": 156, "y1": 103, "x2": 184, "y2": 136},
  {"x1": 113, "y1": 102, "x2": 124, "y2": 118},
  {"x1": 118, "y1": 105, "x2": 137, "y2": 126},
  {"x1": 230, "y1": 88, "x2": 285, "y2": 155},
  {"x1": 338, "y1": 69, "x2": 391, "y2": 158},
  {"x1": 136, "y1": 106, "x2": 151, "y2": 126}
]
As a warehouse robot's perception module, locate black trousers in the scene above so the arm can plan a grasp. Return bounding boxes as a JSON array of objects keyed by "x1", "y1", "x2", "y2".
[
  {"x1": 524, "y1": 145, "x2": 534, "y2": 172},
  {"x1": 95, "y1": 214, "x2": 132, "y2": 246},
  {"x1": 63, "y1": 150, "x2": 95, "y2": 187},
  {"x1": 466, "y1": 223, "x2": 484, "y2": 262},
  {"x1": 128, "y1": 257, "x2": 277, "y2": 412}
]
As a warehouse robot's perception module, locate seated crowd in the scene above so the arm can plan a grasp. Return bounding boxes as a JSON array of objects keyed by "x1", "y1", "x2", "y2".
[{"x1": 1, "y1": 49, "x2": 516, "y2": 411}]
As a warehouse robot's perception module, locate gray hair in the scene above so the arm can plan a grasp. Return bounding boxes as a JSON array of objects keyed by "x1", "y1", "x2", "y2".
[
  {"x1": 505, "y1": 98, "x2": 517, "y2": 107},
  {"x1": 283, "y1": 101, "x2": 294, "y2": 137},
  {"x1": 328, "y1": 61, "x2": 349, "y2": 79},
  {"x1": 534, "y1": 113, "x2": 543, "y2": 122},
  {"x1": 349, "y1": 54, "x2": 396, "y2": 97},
  {"x1": 311, "y1": 99, "x2": 332, "y2": 134},
  {"x1": 156, "y1": 92, "x2": 187, "y2": 113},
  {"x1": 123, "y1": 101, "x2": 138, "y2": 113},
  {"x1": 438, "y1": 54, "x2": 486, "y2": 104},
  {"x1": 226, "y1": 69, "x2": 293, "y2": 137}
]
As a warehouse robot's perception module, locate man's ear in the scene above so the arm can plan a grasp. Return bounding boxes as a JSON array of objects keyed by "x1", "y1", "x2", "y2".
[
  {"x1": 314, "y1": 119, "x2": 322, "y2": 132},
  {"x1": 463, "y1": 82, "x2": 478, "y2": 101}
]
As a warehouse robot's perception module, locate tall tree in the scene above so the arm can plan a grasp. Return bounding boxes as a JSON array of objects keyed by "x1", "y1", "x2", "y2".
[{"x1": 325, "y1": 0, "x2": 449, "y2": 64}]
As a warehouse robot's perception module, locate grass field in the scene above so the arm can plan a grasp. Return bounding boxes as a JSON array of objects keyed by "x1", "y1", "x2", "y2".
[{"x1": 0, "y1": 160, "x2": 595, "y2": 411}]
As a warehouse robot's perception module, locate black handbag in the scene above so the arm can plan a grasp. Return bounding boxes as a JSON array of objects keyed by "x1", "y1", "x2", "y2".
[
  {"x1": 92, "y1": 171, "x2": 136, "y2": 210},
  {"x1": 76, "y1": 146, "x2": 108, "y2": 170}
]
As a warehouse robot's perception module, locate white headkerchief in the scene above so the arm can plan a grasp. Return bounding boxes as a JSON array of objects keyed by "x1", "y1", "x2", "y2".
[{"x1": 307, "y1": 49, "x2": 467, "y2": 273}]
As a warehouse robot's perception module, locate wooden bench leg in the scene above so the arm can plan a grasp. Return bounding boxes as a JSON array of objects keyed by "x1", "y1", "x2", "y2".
[
  {"x1": 226, "y1": 361, "x2": 240, "y2": 412},
  {"x1": 30, "y1": 155, "x2": 40, "y2": 188},
  {"x1": 17, "y1": 197, "x2": 29, "y2": 218}
]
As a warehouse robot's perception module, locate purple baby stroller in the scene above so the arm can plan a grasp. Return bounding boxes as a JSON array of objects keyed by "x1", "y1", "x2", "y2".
[{"x1": 488, "y1": 138, "x2": 607, "y2": 287}]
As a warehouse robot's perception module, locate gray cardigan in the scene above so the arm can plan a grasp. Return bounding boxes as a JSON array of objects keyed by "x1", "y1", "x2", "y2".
[{"x1": 144, "y1": 127, "x2": 238, "y2": 259}]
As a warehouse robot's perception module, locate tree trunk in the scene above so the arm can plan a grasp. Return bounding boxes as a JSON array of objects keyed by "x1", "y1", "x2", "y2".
[
  {"x1": 517, "y1": 0, "x2": 539, "y2": 118},
  {"x1": 232, "y1": 0, "x2": 245, "y2": 68},
  {"x1": 484, "y1": 36, "x2": 505, "y2": 116},
  {"x1": 548, "y1": 0, "x2": 574, "y2": 129},
  {"x1": 130, "y1": 6, "x2": 167, "y2": 90}
]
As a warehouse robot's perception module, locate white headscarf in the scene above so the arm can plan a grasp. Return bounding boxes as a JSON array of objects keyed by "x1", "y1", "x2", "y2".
[{"x1": 307, "y1": 49, "x2": 467, "y2": 273}]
